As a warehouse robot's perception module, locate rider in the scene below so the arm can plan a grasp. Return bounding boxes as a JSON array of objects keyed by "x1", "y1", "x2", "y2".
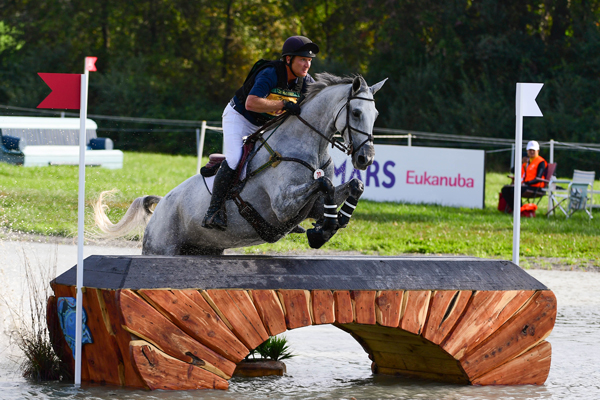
[{"x1": 202, "y1": 35, "x2": 320, "y2": 230}]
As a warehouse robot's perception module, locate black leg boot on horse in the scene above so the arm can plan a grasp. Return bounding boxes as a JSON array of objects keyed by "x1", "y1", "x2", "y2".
[{"x1": 202, "y1": 160, "x2": 237, "y2": 231}]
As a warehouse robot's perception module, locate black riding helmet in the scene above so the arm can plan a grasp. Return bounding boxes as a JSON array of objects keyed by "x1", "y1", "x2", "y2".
[
  {"x1": 282, "y1": 36, "x2": 319, "y2": 77},
  {"x1": 282, "y1": 36, "x2": 319, "y2": 58}
]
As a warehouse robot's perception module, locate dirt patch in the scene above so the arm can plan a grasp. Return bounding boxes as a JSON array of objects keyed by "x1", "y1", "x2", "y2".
[
  {"x1": 0, "y1": 227, "x2": 142, "y2": 249},
  {"x1": 1, "y1": 228, "x2": 597, "y2": 272}
]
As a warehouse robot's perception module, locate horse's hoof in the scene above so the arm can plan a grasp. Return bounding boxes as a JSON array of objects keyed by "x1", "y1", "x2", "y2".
[
  {"x1": 307, "y1": 228, "x2": 327, "y2": 249},
  {"x1": 290, "y1": 225, "x2": 306, "y2": 234}
]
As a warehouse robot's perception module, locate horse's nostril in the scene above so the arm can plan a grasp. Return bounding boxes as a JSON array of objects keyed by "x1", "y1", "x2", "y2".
[{"x1": 358, "y1": 155, "x2": 366, "y2": 165}]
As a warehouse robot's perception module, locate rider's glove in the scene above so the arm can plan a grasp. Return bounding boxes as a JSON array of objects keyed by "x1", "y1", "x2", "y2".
[{"x1": 282, "y1": 100, "x2": 301, "y2": 116}]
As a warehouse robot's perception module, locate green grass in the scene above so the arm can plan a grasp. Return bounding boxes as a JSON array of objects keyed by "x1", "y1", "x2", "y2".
[{"x1": 1, "y1": 152, "x2": 599, "y2": 263}]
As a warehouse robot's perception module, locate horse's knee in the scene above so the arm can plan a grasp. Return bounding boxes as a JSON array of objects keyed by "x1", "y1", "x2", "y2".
[
  {"x1": 317, "y1": 177, "x2": 335, "y2": 201},
  {"x1": 349, "y1": 178, "x2": 364, "y2": 198}
]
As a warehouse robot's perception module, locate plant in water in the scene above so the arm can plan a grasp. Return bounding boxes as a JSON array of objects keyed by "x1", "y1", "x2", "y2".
[
  {"x1": 2, "y1": 247, "x2": 72, "y2": 381},
  {"x1": 246, "y1": 335, "x2": 295, "y2": 361}
]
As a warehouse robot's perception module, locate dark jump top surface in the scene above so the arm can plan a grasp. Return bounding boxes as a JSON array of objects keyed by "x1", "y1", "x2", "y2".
[{"x1": 53, "y1": 255, "x2": 548, "y2": 291}]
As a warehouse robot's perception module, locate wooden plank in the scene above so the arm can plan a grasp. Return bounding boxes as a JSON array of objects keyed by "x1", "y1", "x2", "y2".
[
  {"x1": 346, "y1": 329, "x2": 430, "y2": 347},
  {"x1": 372, "y1": 349, "x2": 465, "y2": 375},
  {"x1": 311, "y1": 290, "x2": 335, "y2": 325},
  {"x1": 130, "y1": 341, "x2": 228, "y2": 390},
  {"x1": 79, "y1": 287, "x2": 122, "y2": 385},
  {"x1": 375, "y1": 290, "x2": 403, "y2": 328},
  {"x1": 277, "y1": 290, "x2": 312, "y2": 330},
  {"x1": 362, "y1": 338, "x2": 462, "y2": 360},
  {"x1": 399, "y1": 291, "x2": 431, "y2": 335},
  {"x1": 100, "y1": 289, "x2": 147, "y2": 389},
  {"x1": 472, "y1": 341, "x2": 552, "y2": 385},
  {"x1": 338, "y1": 322, "x2": 423, "y2": 340},
  {"x1": 51, "y1": 283, "x2": 90, "y2": 382},
  {"x1": 249, "y1": 290, "x2": 287, "y2": 336},
  {"x1": 442, "y1": 290, "x2": 535, "y2": 359},
  {"x1": 374, "y1": 366, "x2": 469, "y2": 384},
  {"x1": 203, "y1": 290, "x2": 269, "y2": 349},
  {"x1": 351, "y1": 290, "x2": 377, "y2": 325},
  {"x1": 118, "y1": 289, "x2": 235, "y2": 379},
  {"x1": 334, "y1": 291, "x2": 354, "y2": 324},
  {"x1": 138, "y1": 289, "x2": 249, "y2": 363},
  {"x1": 460, "y1": 290, "x2": 557, "y2": 379},
  {"x1": 423, "y1": 290, "x2": 471, "y2": 345},
  {"x1": 56, "y1": 254, "x2": 550, "y2": 292}
]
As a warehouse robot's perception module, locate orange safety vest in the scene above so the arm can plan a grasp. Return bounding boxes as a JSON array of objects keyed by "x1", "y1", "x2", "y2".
[{"x1": 520, "y1": 156, "x2": 547, "y2": 188}]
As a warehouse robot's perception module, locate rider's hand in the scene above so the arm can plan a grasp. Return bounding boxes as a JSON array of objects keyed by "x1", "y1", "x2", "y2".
[{"x1": 282, "y1": 100, "x2": 301, "y2": 116}]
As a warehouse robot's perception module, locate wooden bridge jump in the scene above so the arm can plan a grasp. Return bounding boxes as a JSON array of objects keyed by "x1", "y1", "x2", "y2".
[{"x1": 48, "y1": 255, "x2": 556, "y2": 390}]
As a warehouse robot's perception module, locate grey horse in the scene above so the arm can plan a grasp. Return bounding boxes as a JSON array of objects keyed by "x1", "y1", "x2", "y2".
[{"x1": 94, "y1": 73, "x2": 386, "y2": 255}]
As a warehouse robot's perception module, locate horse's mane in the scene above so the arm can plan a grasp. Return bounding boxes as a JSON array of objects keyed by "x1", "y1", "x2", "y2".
[{"x1": 304, "y1": 72, "x2": 361, "y2": 102}]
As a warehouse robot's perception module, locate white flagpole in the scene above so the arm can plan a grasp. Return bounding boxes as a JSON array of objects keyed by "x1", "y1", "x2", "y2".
[
  {"x1": 512, "y1": 84, "x2": 523, "y2": 265},
  {"x1": 74, "y1": 71, "x2": 89, "y2": 386},
  {"x1": 512, "y1": 82, "x2": 544, "y2": 266}
]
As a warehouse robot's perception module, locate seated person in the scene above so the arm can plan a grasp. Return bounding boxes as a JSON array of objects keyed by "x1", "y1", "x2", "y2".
[
  {"x1": 510, "y1": 150, "x2": 528, "y2": 174},
  {"x1": 501, "y1": 140, "x2": 547, "y2": 212}
]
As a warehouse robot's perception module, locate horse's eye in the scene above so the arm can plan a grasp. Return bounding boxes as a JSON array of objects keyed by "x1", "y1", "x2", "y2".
[{"x1": 352, "y1": 109, "x2": 362, "y2": 118}]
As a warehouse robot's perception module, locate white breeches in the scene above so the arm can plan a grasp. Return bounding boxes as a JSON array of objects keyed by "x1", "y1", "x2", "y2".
[{"x1": 222, "y1": 103, "x2": 260, "y2": 168}]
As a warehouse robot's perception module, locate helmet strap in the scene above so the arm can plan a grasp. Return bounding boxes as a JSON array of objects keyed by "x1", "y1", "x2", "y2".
[{"x1": 285, "y1": 55, "x2": 299, "y2": 78}]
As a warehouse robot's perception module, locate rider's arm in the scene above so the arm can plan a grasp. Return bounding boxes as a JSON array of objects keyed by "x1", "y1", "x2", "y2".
[
  {"x1": 245, "y1": 68, "x2": 285, "y2": 113},
  {"x1": 246, "y1": 95, "x2": 285, "y2": 113}
]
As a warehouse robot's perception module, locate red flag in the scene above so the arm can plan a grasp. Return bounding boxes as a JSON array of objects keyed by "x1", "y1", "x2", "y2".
[
  {"x1": 85, "y1": 57, "x2": 97, "y2": 72},
  {"x1": 37, "y1": 73, "x2": 81, "y2": 109}
]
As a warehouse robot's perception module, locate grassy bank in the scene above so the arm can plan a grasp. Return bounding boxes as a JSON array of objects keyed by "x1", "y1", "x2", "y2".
[{"x1": 1, "y1": 152, "x2": 599, "y2": 265}]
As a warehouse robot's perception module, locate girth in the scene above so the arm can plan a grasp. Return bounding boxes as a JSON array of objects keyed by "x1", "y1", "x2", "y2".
[{"x1": 230, "y1": 152, "x2": 332, "y2": 243}]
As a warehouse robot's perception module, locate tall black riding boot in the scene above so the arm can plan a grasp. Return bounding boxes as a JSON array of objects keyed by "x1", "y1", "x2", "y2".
[{"x1": 202, "y1": 160, "x2": 236, "y2": 231}]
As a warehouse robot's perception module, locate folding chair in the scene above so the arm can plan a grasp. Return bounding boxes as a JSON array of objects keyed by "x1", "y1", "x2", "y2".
[
  {"x1": 547, "y1": 169, "x2": 596, "y2": 218},
  {"x1": 566, "y1": 182, "x2": 593, "y2": 219},
  {"x1": 572, "y1": 170, "x2": 598, "y2": 211}
]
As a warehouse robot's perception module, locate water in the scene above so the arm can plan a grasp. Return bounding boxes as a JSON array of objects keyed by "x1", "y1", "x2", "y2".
[{"x1": 0, "y1": 240, "x2": 598, "y2": 399}]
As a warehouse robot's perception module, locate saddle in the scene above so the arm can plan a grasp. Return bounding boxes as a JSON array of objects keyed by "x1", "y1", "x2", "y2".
[{"x1": 200, "y1": 121, "x2": 268, "y2": 184}]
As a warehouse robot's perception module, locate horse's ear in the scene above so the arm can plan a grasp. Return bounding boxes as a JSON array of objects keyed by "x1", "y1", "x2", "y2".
[
  {"x1": 370, "y1": 78, "x2": 388, "y2": 95},
  {"x1": 352, "y1": 75, "x2": 367, "y2": 95}
]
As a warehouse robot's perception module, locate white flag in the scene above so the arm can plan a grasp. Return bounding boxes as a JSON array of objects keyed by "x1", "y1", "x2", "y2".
[{"x1": 516, "y1": 83, "x2": 543, "y2": 117}]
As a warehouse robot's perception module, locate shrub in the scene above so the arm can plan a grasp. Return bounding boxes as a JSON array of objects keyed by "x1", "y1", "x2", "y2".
[{"x1": 246, "y1": 335, "x2": 295, "y2": 362}]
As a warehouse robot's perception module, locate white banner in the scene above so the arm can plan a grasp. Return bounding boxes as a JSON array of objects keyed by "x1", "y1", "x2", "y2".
[{"x1": 330, "y1": 145, "x2": 485, "y2": 209}]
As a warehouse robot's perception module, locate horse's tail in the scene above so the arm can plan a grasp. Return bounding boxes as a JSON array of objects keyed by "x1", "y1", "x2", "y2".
[{"x1": 93, "y1": 189, "x2": 162, "y2": 239}]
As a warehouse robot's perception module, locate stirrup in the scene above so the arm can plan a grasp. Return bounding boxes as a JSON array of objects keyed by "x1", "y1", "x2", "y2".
[{"x1": 202, "y1": 207, "x2": 227, "y2": 231}]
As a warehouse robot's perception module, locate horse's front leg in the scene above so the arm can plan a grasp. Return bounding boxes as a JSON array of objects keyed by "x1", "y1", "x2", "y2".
[
  {"x1": 334, "y1": 178, "x2": 364, "y2": 229},
  {"x1": 303, "y1": 177, "x2": 344, "y2": 249},
  {"x1": 307, "y1": 178, "x2": 365, "y2": 228},
  {"x1": 270, "y1": 177, "x2": 339, "y2": 248},
  {"x1": 270, "y1": 176, "x2": 338, "y2": 229}
]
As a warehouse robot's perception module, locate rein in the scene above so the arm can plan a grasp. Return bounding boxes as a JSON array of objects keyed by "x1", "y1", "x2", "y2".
[{"x1": 296, "y1": 86, "x2": 375, "y2": 156}]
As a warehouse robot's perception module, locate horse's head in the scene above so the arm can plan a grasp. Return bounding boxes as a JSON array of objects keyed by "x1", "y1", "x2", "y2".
[{"x1": 334, "y1": 76, "x2": 387, "y2": 170}]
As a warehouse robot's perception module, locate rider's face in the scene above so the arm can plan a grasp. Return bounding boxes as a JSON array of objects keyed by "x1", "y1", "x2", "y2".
[{"x1": 290, "y1": 56, "x2": 312, "y2": 77}]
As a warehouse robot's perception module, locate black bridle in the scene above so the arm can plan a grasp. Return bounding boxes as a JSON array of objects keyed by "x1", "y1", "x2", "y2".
[{"x1": 296, "y1": 86, "x2": 375, "y2": 156}]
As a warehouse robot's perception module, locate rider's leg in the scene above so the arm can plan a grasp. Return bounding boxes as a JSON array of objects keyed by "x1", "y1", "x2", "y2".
[
  {"x1": 202, "y1": 159, "x2": 237, "y2": 230},
  {"x1": 202, "y1": 103, "x2": 256, "y2": 230}
]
